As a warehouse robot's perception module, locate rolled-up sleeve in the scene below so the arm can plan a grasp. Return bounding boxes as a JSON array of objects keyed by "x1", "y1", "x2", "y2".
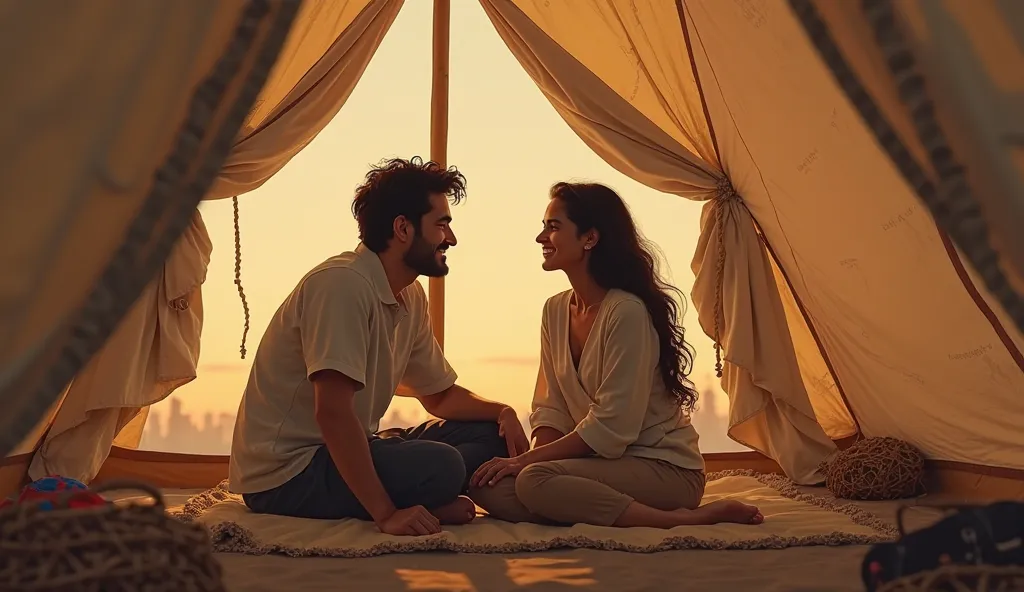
[
  {"x1": 396, "y1": 282, "x2": 458, "y2": 397},
  {"x1": 574, "y1": 300, "x2": 656, "y2": 458},
  {"x1": 299, "y1": 268, "x2": 374, "y2": 387},
  {"x1": 529, "y1": 311, "x2": 576, "y2": 436}
]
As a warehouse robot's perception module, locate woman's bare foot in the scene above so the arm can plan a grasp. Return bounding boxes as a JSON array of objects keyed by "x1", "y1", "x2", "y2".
[
  {"x1": 675, "y1": 500, "x2": 763, "y2": 526},
  {"x1": 430, "y1": 496, "x2": 477, "y2": 525}
]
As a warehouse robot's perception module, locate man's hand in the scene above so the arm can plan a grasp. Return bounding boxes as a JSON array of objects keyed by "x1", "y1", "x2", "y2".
[
  {"x1": 376, "y1": 506, "x2": 442, "y2": 536},
  {"x1": 497, "y1": 406, "x2": 530, "y2": 457},
  {"x1": 313, "y1": 371, "x2": 401, "y2": 527},
  {"x1": 471, "y1": 455, "x2": 528, "y2": 487},
  {"x1": 417, "y1": 387, "x2": 529, "y2": 457}
]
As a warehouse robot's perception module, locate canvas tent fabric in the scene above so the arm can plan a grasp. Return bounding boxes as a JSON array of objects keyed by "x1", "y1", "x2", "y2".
[
  {"x1": 0, "y1": 0, "x2": 302, "y2": 459},
  {"x1": 10, "y1": 0, "x2": 402, "y2": 483},
  {"x1": 1, "y1": 0, "x2": 1022, "y2": 494},
  {"x1": 205, "y1": 0, "x2": 403, "y2": 200},
  {"x1": 26, "y1": 212, "x2": 212, "y2": 482},
  {"x1": 794, "y1": 0, "x2": 1024, "y2": 333}
]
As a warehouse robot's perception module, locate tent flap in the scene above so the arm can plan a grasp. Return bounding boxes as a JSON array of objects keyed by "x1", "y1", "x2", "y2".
[
  {"x1": 682, "y1": 0, "x2": 1024, "y2": 470},
  {"x1": 691, "y1": 196, "x2": 838, "y2": 484},
  {"x1": 206, "y1": 0, "x2": 405, "y2": 200},
  {"x1": 9, "y1": 1, "x2": 407, "y2": 480},
  {"x1": 793, "y1": 0, "x2": 1024, "y2": 332},
  {"x1": 0, "y1": 0, "x2": 301, "y2": 457},
  {"x1": 480, "y1": 0, "x2": 720, "y2": 200}
]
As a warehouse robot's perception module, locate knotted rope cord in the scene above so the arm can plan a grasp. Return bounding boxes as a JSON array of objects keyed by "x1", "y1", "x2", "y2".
[
  {"x1": 232, "y1": 196, "x2": 251, "y2": 359},
  {"x1": 712, "y1": 177, "x2": 741, "y2": 378}
]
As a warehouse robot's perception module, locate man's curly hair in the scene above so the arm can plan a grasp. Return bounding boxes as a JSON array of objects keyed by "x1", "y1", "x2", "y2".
[{"x1": 351, "y1": 157, "x2": 467, "y2": 252}]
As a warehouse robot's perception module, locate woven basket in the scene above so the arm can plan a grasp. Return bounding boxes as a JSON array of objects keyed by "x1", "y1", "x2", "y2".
[
  {"x1": 0, "y1": 480, "x2": 224, "y2": 592},
  {"x1": 825, "y1": 437, "x2": 925, "y2": 500}
]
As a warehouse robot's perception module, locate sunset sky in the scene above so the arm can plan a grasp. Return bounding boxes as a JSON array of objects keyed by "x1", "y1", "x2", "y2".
[{"x1": 146, "y1": 0, "x2": 732, "y2": 448}]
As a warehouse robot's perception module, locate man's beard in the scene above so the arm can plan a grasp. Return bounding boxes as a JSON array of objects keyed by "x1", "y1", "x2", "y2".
[{"x1": 404, "y1": 234, "x2": 449, "y2": 277}]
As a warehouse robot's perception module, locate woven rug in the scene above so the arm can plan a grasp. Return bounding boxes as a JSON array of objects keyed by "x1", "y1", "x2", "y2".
[{"x1": 171, "y1": 470, "x2": 897, "y2": 558}]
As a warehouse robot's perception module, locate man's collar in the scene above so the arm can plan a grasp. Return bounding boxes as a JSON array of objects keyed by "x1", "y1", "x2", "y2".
[{"x1": 354, "y1": 243, "x2": 399, "y2": 306}]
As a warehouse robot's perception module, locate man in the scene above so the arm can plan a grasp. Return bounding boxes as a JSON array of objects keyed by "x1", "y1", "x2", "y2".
[{"x1": 229, "y1": 157, "x2": 528, "y2": 537}]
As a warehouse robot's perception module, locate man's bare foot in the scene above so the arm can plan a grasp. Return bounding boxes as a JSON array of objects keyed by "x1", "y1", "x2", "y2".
[
  {"x1": 430, "y1": 496, "x2": 477, "y2": 525},
  {"x1": 671, "y1": 500, "x2": 764, "y2": 526}
]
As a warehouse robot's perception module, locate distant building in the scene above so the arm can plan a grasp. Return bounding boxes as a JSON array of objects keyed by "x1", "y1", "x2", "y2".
[
  {"x1": 141, "y1": 381, "x2": 749, "y2": 455},
  {"x1": 140, "y1": 398, "x2": 235, "y2": 455}
]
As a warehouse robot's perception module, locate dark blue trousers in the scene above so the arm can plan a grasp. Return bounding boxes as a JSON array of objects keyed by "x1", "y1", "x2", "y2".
[{"x1": 243, "y1": 419, "x2": 508, "y2": 520}]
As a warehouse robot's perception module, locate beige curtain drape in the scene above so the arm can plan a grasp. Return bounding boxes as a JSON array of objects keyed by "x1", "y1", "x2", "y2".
[
  {"x1": 481, "y1": 0, "x2": 850, "y2": 484},
  {"x1": 207, "y1": 0, "x2": 405, "y2": 200},
  {"x1": 28, "y1": 213, "x2": 212, "y2": 481},
  {"x1": 20, "y1": 0, "x2": 404, "y2": 474},
  {"x1": 482, "y1": 0, "x2": 1024, "y2": 476},
  {"x1": 0, "y1": 0, "x2": 300, "y2": 458}
]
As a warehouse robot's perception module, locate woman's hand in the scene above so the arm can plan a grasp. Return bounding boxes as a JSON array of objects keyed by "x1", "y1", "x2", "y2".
[{"x1": 471, "y1": 455, "x2": 528, "y2": 487}]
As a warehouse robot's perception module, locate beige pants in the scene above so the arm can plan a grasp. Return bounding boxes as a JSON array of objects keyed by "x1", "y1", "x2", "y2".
[{"x1": 470, "y1": 456, "x2": 706, "y2": 527}]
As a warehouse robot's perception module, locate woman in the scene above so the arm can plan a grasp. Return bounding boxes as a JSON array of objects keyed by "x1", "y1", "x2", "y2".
[{"x1": 470, "y1": 182, "x2": 763, "y2": 528}]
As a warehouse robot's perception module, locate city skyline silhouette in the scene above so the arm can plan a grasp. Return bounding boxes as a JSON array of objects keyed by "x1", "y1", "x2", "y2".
[{"x1": 140, "y1": 370, "x2": 747, "y2": 455}]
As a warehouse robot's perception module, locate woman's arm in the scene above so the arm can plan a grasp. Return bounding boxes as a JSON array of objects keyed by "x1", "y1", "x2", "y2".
[
  {"x1": 472, "y1": 430, "x2": 594, "y2": 487},
  {"x1": 523, "y1": 297, "x2": 656, "y2": 462},
  {"x1": 572, "y1": 300, "x2": 655, "y2": 459},
  {"x1": 528, "y1": 308, "x2": 576, "y2": 440},
  {"x1": 532, "y1": 426, "x2": 564, "y2": 448},
  {"x1": 522, "y1": 430, "x2": 593, "y2": 463},
  {"x1": 471, "y1": 300, "x2": 658, "y2": 487}
]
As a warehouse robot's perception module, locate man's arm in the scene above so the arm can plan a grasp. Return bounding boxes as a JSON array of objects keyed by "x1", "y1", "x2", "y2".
[
  {"x1": 397, "y1": 283, "x2": 510, "y2": 422},
  {"x1": 300, "y1": 269, "x2": 438, "y2": 535},
  {"x1": 312, "y1": 370, "x2": 396, "y2": 524},
  {"x1": 418, "y1": 384, "x2": 529, "y2": 457},
  {"x1": 416, "y1": 384, "x2": 510, "y2": 421}
]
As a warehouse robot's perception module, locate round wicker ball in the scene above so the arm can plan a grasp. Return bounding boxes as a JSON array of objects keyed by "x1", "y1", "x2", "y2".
[{"x1": 825, "y1": 437, "x2": 925, "y2": 500}]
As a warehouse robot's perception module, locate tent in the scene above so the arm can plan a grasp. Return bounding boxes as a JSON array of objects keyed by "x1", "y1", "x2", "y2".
[{"x1": 1, "y1": 0, "x2": 1023, "y2": 500}]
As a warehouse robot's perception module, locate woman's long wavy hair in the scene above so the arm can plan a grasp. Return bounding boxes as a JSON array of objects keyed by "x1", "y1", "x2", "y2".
[{"x1": 552, "y1": 182, "x2": 699, "y2": 412}]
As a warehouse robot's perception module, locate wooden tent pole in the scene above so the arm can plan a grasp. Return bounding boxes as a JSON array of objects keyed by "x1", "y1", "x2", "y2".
[{"x1": 428, "y1": 0, "x2": 451, "y2": 349}]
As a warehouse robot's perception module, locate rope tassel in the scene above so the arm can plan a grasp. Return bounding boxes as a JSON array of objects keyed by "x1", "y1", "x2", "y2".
[
  {"x1": 232, "y1": 196, "x2": 251, "y2": 359},
  {"x1": 712, "y1": 177, "x2": 739, "y2": 378}
]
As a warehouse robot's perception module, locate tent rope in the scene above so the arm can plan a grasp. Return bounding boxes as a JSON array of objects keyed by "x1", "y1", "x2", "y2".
[
  {"x1": 712, "y1": 177, "x2": 740, "y2": 378},
  {"x1": 232, "y1": 196, "x2": 251, "y2": 359}
]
